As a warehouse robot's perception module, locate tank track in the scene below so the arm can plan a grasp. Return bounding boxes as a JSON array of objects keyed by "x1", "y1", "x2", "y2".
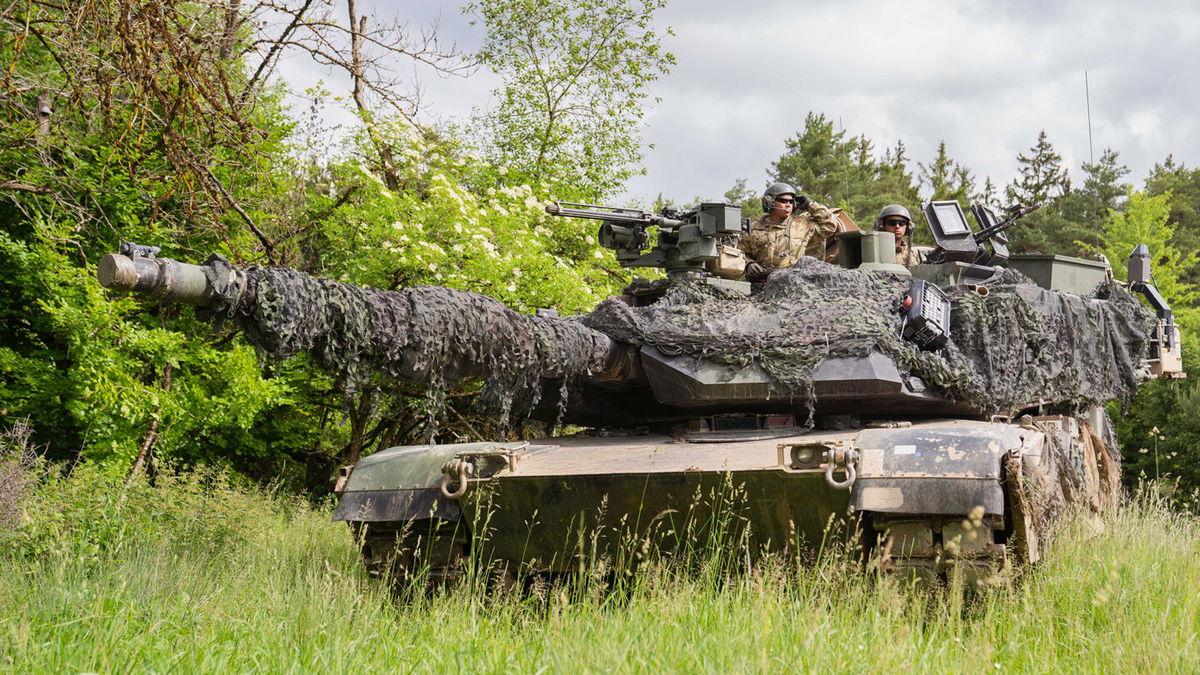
[
  {"x1": 867, "y1": 513, "x2": 1008, "y2": 588},
  {"x1": 353, "y1": 520, "x2": 468, "y2": 586}
]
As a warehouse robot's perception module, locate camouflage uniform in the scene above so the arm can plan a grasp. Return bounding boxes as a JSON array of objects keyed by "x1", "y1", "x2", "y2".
[
  {"x1": 895, "y1": 238, "x2": 924, "y2": 266},
  {"x1": 739, "y1": 200, "x2": 839, "y2": 270}
]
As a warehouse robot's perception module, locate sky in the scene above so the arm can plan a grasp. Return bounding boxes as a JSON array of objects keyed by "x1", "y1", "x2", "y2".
[{"x1": 277, "y1": 0, "x2": 1200, "y2": 207}]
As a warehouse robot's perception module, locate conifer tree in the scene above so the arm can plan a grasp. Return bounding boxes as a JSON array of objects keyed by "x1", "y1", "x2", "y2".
[
  {"x1": 770, "y1": 112, "x2": 858, "y2": 206},
  {"x1": 919, "y1": 140, "x2": 975, "y2": 204},
  {"x1": 1003, "y1": 131, "x2": 1074, "y2": 253},
  {"x1": 1005, "y1": 130, "x2": 1071, "y2": 206}
]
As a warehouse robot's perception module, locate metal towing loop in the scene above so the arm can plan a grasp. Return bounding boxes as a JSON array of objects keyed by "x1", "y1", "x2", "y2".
[
  {"x1": 824, "y1": 447, "x2": 860, "y2": 489},
  {"x1": 439, "y1": 443, "x2": 525, "y2": 500},
  {"x1": 439, "y1": 458, "x2": 474, "y2": 500}
]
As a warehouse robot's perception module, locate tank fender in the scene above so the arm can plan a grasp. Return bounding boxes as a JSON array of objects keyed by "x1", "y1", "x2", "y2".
[
  {"x1": 849, "y1": 423, "x2": 1028, "y2": 517},
  {"x1": 332, "y1": 442, "x2": 503, "y2": 523}
]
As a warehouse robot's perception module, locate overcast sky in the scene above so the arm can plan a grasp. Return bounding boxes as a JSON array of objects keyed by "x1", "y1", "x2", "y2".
[{"x1": 278, "y1": 0, "x2": 1200, "y2": 206}]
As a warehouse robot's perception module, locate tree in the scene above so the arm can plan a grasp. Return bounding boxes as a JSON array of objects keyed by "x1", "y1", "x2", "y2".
[
  {"x1": 0, "y1": 1, "x2": 623, "y2": 489},
  {"x1": 918, "y1": 141, "x2": 975, "y2": 204},
  {"x1": 723, "y1": 178, "x2": 759, "y2": 219},
  {"x1": 1005, "y1": 130, "x2": 1072, "y2": 206},
  {"x1": 1090, "y1": 190, "x2": 1200, "y2": 495},
  {"x1": 1056, "y1": 148, "x2": 1131, "y2": 253},
  {"x1": 769, "y1": 114, "x2": 921, "y2": 231},
  {"x1": 466, "y1": 0, "x2": 675, "y2": 201},
  {"x1": 977, "y1": 177, "x2": 1000, "y2": 206},
  {"x1": 1004, "y1": 131, "x2": 1074, "y2": 254},
  {"x1": 771, "y1": 112, "x2": 857, "y2": 206},
  {"x1": 1145, "y1": 156, "x2": 1200, "y2": 285}
]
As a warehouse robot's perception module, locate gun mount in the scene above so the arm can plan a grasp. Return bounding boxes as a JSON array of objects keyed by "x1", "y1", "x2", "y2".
[
  {"x1": 546, "y1": 201, "x2": 746, "y2": 277},
  {"x1": 923, "y1": 201, "x2": 1042, "y2": 266}
]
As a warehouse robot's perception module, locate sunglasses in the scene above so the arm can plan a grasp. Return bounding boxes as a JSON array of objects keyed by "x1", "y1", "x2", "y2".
[
  {"x1": 774, "y1": 197, "x2": 795, "y2": 204},
  {"x1": 882, "y1": 219, "x2": 909, "y2": 227}
]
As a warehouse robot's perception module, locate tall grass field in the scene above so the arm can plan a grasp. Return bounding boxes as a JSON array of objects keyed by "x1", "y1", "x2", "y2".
[{"x1": 2, "y1": 465, "x2": 1198, "y2": 672}]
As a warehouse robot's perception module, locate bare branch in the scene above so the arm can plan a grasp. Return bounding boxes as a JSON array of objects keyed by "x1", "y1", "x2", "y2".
[
  {"x1": 200, "y1": 165, "x2": 278, "y2": 264},
  {"x1": 0, "y1": 180, "x2": 53, "y2": 194}
]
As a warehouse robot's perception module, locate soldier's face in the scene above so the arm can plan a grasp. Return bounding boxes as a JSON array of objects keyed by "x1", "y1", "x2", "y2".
[
  {"x1": 771, "y1": 195, "x2": 795, "y2": 216},
  {"x1": 882, "y1": 219, "x2": 909, "y2": 236}
]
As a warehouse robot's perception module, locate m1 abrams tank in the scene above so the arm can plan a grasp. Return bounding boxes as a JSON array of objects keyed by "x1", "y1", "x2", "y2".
[{"x1": 98, "y1": 199, "x2": 1183, "y2": 586}]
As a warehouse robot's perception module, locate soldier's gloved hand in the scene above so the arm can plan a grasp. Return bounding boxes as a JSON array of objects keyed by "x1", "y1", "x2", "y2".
[
  {"x1": 795, "y1": 195, "x2": 811, "y2": 210},
  {"x1": 744, "y1": 261, "x2": 768, "y2": 282}
]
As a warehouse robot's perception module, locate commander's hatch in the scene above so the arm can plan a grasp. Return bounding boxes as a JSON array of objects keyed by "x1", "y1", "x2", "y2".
[{"x1": 924, "y1": 200, "x2": 977, "y2": 263}]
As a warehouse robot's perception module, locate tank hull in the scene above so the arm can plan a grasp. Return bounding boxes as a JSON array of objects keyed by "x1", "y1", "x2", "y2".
[{"x1": 334, "y1": 416, "x2": 1119, "y2": 581}]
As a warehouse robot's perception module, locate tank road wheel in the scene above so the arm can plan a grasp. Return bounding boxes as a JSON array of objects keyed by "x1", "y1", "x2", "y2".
[
  {"x1": 865, "y1": 511, "x2": 1008, "y2": 590},
  {"x1": 354, "y1": 519, "x2": 468, "y2": 589}
]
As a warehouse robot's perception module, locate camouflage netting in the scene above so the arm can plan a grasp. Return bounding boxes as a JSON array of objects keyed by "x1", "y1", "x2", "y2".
[
  {"x1": 580, "y1": 257, "x2": 1156, "y2": 415},
  {"x1": 202, "y1": 262, "x2": 608, "y2": 426},
  {"x1": 200, "y1": 255, "x2": 1155, "y2": 425}
]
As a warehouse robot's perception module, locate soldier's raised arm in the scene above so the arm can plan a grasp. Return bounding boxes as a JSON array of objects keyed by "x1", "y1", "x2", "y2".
[{"x1": 801, "y1": 197, "x2": 840, "y2": 259}]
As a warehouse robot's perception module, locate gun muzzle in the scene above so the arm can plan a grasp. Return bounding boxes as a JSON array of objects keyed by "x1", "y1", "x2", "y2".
[{"x1": 97, "y1": 251, "x2": 215, "y2": 305}]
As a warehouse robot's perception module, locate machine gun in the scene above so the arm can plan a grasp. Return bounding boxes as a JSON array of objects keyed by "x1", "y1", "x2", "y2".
[
  {"x1": 923, "y1": 200, "x2": 1042, "y2": 266},
  {"x1": 972, "y1": 203, "x2": 1041, "y2": 246},
  {"x1": 546, "y1": 201, "x2": 746, "y2": 277}
]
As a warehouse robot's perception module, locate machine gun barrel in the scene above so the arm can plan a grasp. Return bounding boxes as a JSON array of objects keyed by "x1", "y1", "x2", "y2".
[
  {"x1": 545, "y1": 202, "x2": 684, "y2": 228},
  {"x1": 973, "y1": 203, "x2": 1042, "y2": 244}
]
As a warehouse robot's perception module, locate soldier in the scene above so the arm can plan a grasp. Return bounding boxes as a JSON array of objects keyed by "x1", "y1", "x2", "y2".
[
  {"x1": 874, "y1": 204, "x2": 923, "y2": 266},
  {"x1": 740, "y1": 182, "x2": 839, "y2": 282}
]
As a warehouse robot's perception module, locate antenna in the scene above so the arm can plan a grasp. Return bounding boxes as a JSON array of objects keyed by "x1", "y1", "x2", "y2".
[{"x1": 1085, "y1": 70, "x2": 1094, "y2": 165}]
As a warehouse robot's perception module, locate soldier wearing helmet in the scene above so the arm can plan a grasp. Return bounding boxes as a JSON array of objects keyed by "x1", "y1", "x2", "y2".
[
  {"x1": 739, "y1": 182, "x2": 839, "y2": 282},
  {"x1": 874, "y1": 204, "x2": 923, "y2": 266}
]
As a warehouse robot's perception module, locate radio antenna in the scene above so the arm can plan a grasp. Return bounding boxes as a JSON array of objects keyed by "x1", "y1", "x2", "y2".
[{"x1": 1085, "y1": 70, "x2": 1095, "y2": 165}]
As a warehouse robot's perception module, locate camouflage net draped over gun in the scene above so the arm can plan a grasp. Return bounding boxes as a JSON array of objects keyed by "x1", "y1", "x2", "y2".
[
  {"x1": 205, "y1": 265, "x2": 609, "y2": 427},
  {"x1": 581, "y1": 258, "x2": 1155, "y2": 415},
  {"x1": 201, "y1": 255, "x2": 1154, "y2": 424}
]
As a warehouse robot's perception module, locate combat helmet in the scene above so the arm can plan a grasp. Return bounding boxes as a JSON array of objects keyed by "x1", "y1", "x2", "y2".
[
  {"x1": 761, "y1": 182, "x2": 797, "y2": 213},
  {"x1": 874, "y1": 204, "x2": 916, "y2": 231}
]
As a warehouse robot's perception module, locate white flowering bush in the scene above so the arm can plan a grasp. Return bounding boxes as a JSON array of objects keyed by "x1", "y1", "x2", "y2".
[{"x1": 312, "y1": 125, "x2": 628, "y2": 314}]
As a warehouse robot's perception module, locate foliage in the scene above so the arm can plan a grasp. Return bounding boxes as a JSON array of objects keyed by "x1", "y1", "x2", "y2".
[
  {"x1": 466, "y1": 0, "x2": 675, "y2": 202},
  {"x1": 1085, "y1": 190, "x2": 1199, "y2": 326},
  {"x1": 769, "y1": 113, "x2": 921, "y2": 234},
  {"x1": 3, "y1": 472, "x2": 1200, "y2": 670},
  {"x1": 918, "y1": 140, "x2": 975, "y2": 205},
  {"x1": 1145, "y1": 156, "x2": 1200, "y2": 285},
  {"x1": 0, "y1": 1, "x2": 630, "y2": 487},
  {"x1": 1003, "y1": 131, "x2": 1075, "y2": 253},
  {"x1": 1088, "y1": 190, "x2": 1200, "y2": 493}
]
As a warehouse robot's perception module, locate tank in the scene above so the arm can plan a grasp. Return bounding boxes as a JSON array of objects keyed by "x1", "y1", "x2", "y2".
[{"x1": 97, "y1": 200, "x2": 1184, "y2": 586}]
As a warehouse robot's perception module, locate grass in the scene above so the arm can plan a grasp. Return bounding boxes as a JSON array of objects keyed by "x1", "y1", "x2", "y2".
[{"x1": 1, "y1": 468, "x2": 1198, "y2": 673}]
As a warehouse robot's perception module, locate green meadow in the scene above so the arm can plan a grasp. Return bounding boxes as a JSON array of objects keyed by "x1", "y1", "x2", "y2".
[{"x1": 2, "y1": 467, "x2": 1197, "y2": 673}]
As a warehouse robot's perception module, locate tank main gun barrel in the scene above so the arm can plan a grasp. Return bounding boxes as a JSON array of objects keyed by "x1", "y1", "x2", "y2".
[
  {"x1": 96, "y1": 243, "x2": 643, "y2": 400},
  {"x1": 98, "y1": 242, "x2": 218, "y2": 305}
]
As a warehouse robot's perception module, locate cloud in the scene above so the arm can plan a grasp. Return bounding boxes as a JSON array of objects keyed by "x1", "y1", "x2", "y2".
[{"x1": 280, "y1": 0, "x2": 1200, "y2": 209}]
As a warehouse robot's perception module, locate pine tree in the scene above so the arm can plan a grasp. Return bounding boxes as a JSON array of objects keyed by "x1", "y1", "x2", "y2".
[
  {"x1": 770, "y1": 112, "x2": 857, "y2": 205},
  {"x1": 1059, "y1": 148, "x2": 1131, "y2": 251},
  {"x1": 723, "y1": 178, "x2": 759, "y2": 219},
  {"x1": 1004, "y1": 131, "x2": 1074, "y2": 254},
  {"x1": 977, "y1": 177, "x2": 999, "y2": 206},
  {"x1": 1005, "y1": 130, "x2": 1071, "y2": 206},
  {"x1": 919, "y1": 141, "x2": 975, "y2": 204}
]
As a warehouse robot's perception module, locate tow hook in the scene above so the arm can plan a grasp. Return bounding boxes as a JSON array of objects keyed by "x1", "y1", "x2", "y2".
[
  {"x1": 439, "y1": 443, "x2": 525, "y2": 500},
  {"x1": 824, "y1": 446, "x2": 860, "y2": 489}
]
